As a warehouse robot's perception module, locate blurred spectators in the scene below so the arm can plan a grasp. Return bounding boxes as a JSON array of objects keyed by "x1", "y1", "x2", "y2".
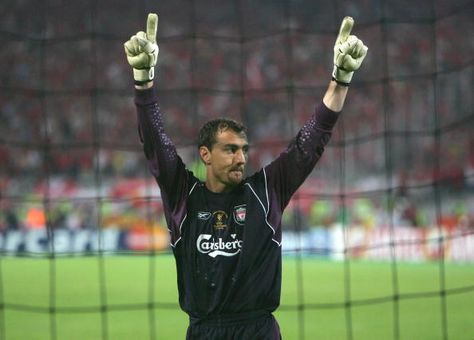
[{"x1": 0, "y1": 1, "x2": 472, "y2": 232}]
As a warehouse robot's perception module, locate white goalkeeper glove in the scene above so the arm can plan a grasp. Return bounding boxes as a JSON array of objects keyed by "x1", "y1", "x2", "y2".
[
  {"x1": 124, "y1": 13, "x2": 159, "y2": 84},
  {"x1": 332, "y1": 16, "x2": 368, "y2": 86}
]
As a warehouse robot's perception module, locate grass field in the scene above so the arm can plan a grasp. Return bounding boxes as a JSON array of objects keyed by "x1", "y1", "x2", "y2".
[{"x1": 1, "y1": 255, "x2": 473, "y2": 340}]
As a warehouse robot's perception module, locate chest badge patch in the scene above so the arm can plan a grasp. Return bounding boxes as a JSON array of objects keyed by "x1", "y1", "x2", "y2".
[
  {"x1": 213, "y1": 210, "x2": 228, "y2": 230},
  {"x1": 233, "y1": 205, "x2": 246, "y2": 225}
]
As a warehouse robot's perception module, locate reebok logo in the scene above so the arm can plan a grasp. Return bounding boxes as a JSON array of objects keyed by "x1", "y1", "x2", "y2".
[
  {"x1": 197, "y1": 212, "x2": 211, "y2": 220},
  {"x1": 196, "y1": 234, "x2": 243, "y2": 258}
]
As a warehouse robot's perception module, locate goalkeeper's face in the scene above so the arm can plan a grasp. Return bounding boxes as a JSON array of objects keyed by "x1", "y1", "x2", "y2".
[{"x1": 201, "y1": 129, "x2": 249, "y2": 191}]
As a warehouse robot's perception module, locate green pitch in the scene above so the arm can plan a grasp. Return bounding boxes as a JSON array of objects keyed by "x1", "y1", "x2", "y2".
[{"x1": 1, "y1": 255, "x2": 473, "y2": 339}]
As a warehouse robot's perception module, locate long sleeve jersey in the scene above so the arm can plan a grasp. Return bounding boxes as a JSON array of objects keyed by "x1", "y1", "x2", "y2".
[{"x1": 135, "y1": 87, "x2": 339, "y2": 319}]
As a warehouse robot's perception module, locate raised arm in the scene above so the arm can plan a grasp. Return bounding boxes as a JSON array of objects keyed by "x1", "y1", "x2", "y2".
[
  {"x1": 124, "y1": 14, "x2": 188, "y2": 194},
  {"x1": 265, "y1": 17, "x2": 368, "y2": 210}
]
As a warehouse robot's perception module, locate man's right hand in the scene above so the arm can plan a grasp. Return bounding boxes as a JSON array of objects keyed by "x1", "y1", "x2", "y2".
[{"x1": 124, "y1": 13, "x2": 159, "y2": 85}]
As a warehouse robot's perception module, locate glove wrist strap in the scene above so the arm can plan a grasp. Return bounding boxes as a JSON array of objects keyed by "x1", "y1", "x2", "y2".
[
  {"x1": 331, "y1": 77, "x2": 350, "y2": 87},
  {"x1": 332, "y1": 65, "x2": 353, "y2": 86},
  {"x1": 134, "y1": 79, "x2": 152, "y2": 86},
  {"x1": 133, "y1": 67, "x2": 155, "y2": 82}
]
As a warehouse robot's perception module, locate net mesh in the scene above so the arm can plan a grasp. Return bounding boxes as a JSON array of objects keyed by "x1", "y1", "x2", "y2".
[{"x1": 0, "y1": 0, "x2": 473, "y2": 339}]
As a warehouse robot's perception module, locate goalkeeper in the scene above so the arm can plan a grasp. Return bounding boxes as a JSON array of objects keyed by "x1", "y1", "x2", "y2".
[{"x1": 125, "y1": 13, "x2": 367, "y2": 340}]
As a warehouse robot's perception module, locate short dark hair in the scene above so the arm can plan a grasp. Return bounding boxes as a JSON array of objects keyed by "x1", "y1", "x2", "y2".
[{"x1": 198, "y1": 118, "x2": 247, "y2": 150}]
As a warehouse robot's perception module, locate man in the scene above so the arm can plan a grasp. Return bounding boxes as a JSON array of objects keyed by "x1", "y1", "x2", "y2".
[{"x1": 124, "y1": 13, "x2": 367, "y2": 339}]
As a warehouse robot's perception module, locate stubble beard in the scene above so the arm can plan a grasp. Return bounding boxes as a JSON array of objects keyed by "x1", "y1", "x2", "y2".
[{"x1": 227, "y1": 167, "x2": 244, "y2": 185}]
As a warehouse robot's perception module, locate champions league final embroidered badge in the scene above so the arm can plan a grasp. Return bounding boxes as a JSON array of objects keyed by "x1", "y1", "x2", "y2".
[{"x1": 212, "y1": 210, "x2": 228, "y2": 230}]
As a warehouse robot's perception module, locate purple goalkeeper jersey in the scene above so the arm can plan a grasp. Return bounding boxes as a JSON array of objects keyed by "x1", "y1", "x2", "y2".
[{"x1": 135, "y1": 87, "x2": 339, "y2": 319}]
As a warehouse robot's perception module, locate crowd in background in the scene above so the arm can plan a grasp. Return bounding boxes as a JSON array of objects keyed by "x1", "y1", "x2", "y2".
[{"x1": 1, "y1": 0, "x2": 473, "y2": 234}]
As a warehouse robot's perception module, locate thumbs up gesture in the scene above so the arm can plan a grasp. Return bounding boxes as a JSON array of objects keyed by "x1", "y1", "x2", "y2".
[
  {"x1": 332, "y1": 17, "x2": 368, "y2": 86},
  {"x1": 124, "y1": 13, "x2": 159, "y2": 84}
]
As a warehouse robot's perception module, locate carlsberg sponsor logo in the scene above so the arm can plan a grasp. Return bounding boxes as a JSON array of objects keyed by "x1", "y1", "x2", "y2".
[{"x1": 197, "y1": 234, "x2": 243, "y2": 258}]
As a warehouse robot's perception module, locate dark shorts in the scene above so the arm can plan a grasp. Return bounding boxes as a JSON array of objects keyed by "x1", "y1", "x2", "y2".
[{"x1": 186, "y1": 311, "x2": 281, "y2": 340}]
